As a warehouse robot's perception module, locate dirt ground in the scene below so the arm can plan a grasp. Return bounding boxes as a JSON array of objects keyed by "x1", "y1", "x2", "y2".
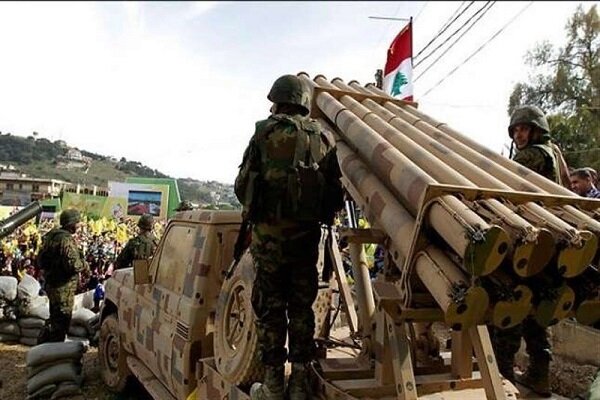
[
  {"x1": 0, "y1": 342, "x2": 151, "y2": 400},
  {"x1": 0, "y1": 324, "x2": 597, "y2": 399}
]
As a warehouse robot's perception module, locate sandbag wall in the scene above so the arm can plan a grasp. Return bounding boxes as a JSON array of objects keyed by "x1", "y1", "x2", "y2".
[
  {"x1": 298, "y1": 72, "x2": 600, "y2": 331},
  {"x1": 26, "y1": 341, "x2": 86, "y2": 400},
  {"x1": 0, "y1": 275, "x2": 100, "y2": 346}
]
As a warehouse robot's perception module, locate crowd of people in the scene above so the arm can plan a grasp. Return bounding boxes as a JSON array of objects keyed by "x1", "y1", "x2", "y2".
[{"x1": 0, "y1": 212, "x2": 166, "y2": 297}]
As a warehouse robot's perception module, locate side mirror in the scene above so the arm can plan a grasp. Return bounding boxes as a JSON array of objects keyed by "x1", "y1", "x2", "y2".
[{"x1": 133, "y1": 259, "x2": 151, "y2": 285}]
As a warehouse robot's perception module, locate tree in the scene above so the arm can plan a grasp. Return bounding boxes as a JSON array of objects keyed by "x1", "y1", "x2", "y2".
[{"x1": 508, "y1": 5, "x2": 599, "y2": 171}]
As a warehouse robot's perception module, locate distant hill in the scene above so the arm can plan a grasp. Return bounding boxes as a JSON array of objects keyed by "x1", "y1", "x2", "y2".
[{"x1": 0, "y1": 131, "x2": 240, "y2": 208}]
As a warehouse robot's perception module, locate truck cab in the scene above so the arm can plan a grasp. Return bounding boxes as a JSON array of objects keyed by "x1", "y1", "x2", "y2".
[{"x1": 100, "y1": 210, "x2": 243, "y2": 399}]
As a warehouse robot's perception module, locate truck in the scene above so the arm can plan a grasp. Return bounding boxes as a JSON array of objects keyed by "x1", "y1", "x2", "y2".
[{"x1": 99, "y1": 73, "x2": 600, "y2": 400}]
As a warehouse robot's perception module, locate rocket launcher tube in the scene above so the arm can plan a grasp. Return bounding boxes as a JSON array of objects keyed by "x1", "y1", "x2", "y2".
[
  {"x1": 336, "y1": 141, "x2": 489, "y2": 327},
  {"x1": 323, "y1": 77, "x2": 553, "y2": 278},
  {"x1": 362, "y1": 83, "x2": 600, "y2": 237},
  {"x1": 351, "y1": 82, "x2": 596, "y2": 277},
  {"x1": 304, "y1": 78, "x2": 508, "y2": 276},
  {"x1": 370, "y1": 100, "x2": 594, "y2": 277}
]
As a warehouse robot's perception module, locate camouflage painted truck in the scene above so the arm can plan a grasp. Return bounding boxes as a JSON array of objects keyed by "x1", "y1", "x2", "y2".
[{"x1": 99, "y1": 73, "x2": 600, "y2": 400}]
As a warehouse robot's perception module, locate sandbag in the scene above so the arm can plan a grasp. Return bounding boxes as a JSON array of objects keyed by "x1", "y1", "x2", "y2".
[
  {"x1": 0, "y1": 333, "x2": 20, "y2": 342},
  {"x1": 71, "y1": 308, "x2": 96, "y2": 326},
  {"x1": 66, "y1": 336, "x2": 90, "y2": 347},
  {"x1": 73, "y1": 290, "x2": 94, "y2": 311},
  {"x1": 25, "y1": 383, "x2": 56, "y2": 400},
  {"x1": 18, "y1": 274, "x2": 41, "y2": 301},
  {"x1": 25, "y1": 302, "x2": 50, "y2": 320},
  {"x1": 21, "y1": 327, "x2": 42, "y2": 339},
  {"x1": 0, "y1": 304, "x2": 18, "y2": 321},
  {"x1": 19, "y1": 318, "x2": 47, "y2": 329},
  {"x1": 28, "y1": 360, "x2": 82, "y2": 379},
  {"x1": 20, "y1": 295, "x2": 49, "y2": 316},
  {"x1": 27, "y1": 341, "x2": 86, "y2": 368},
  {"x1": 20, "y1": 337, "x2": 39, "y2": 346},
  {"x1": 27, "y1": 363, "x2": 82, "y2": 394},
  {"x1": 0, "y1": 276, "x2": 18, "y2": 301},
  {"x1": 0, "y1": 321, "x2": 20, "y2": 336},
  {"x1": 87, "y1": 314, "x2": 100, "y2": 333},
  {"x1": 51, "y1": 382, "x2": 82, "y2": 399},
  {"x1": 68, "y1": 325, "x2": 88, "y2": 338}
]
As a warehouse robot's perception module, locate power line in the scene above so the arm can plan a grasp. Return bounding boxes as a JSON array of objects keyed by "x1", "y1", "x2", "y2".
[
  {"x1": 413, "y1": 1, "x2": 428, "y2": 22},
  {"x1": 373, "y1": 3, "x2": 404, "y2": 50},
  {"x1": 414, "y1": 1, "x2": 496, "y2": 81},
  {"x1": 414, "y1": 1, "x2": 474, "y2": 59},
  {"x1": 420, "y1": 1, "x2": 534, "y2": 99}
]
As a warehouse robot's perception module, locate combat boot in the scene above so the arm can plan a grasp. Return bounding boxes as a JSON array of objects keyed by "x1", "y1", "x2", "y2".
[
  {"x1": 515, "y1": 356, "x2": 551, "y2": 397},
  {"x1": 250, "y1": 365, "x2": 285, "y2": 400},
  {"x1": 286, "y1": 363, "x2": 311, "y2": 400}
]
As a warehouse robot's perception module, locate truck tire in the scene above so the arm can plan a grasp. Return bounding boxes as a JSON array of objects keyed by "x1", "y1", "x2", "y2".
[
  {"x1": 214, "y1": 252, "x2": 263, "y2": 386},
  {"x1": 214, "y1": 252, "x2": 333, "y2": 387},
  {"x1": 99, "y1": 314, "x2": 130, "y2": 392}
]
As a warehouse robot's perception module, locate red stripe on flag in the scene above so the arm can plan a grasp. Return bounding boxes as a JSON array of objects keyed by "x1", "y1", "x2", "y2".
[{"x1": 384, "y1": 22, "x2": 412, "y2": 75}]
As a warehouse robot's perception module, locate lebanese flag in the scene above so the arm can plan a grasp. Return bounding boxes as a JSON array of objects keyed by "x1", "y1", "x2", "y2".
[{"x1": 383, "y1": 21, "x2": 413, "y2": 101}]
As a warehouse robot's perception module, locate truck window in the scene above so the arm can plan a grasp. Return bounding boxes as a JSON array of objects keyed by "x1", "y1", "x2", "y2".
[{"x1": 155, "y1": 223, "x2": 197, "y2": 294}]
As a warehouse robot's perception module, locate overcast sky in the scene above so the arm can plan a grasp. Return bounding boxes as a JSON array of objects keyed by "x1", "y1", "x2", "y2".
[{"x1": 0, "y1": 1, "x2": 592, "y2": 183}]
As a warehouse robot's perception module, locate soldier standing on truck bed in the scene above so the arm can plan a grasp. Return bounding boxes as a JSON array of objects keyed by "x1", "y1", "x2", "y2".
[
  {"x1": 492, "y1": 105, "x2": 560, "y2": 397},
  {"x1": 115, "y1": 214, "x2": 158, "y2": 269},
  {"x1": 37, "y1": 209, "x2": 89, "y2": 343},
  {"x1": 235, "y1": 74, "x2": 344, "y2": 400}
]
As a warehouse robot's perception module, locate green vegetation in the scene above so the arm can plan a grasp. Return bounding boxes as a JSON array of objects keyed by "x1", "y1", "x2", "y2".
[
  {"x1": 0, "y1": 132, "x2": 239, "y2": 208},
  {"x1": 508, "y1": 4, "x2": 599, "y2": 171}
]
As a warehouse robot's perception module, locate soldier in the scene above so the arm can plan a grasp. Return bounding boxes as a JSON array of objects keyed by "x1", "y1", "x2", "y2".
[
  {"x1": 175, "y1": 200, "x2": 194, "y2": 211},
  {"x1": 115, "y1": 214, "x2": 158, "y2": 269},
  {"x1": 37, "y1": 209, "x2": 88, "y2": 343},
  {"x1": 235, "y1": 74, "x2": 344, "y2": 400},
  {"x1": 494, "y1": 105, "x2": 558, "y2": 397}
]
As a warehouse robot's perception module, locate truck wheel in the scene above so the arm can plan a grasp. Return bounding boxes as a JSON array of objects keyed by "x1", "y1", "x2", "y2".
[
  {"x1": 214, "y1": 252, "x2": 263, "y2": 386},
  {"x1": 99, "y1": 314, "x2": 131, "y2": 392}
]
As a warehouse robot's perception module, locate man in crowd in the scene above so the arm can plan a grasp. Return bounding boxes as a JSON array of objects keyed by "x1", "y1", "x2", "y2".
[
  {"x1": 235, "y1": 74, "x2": 344, "y2": 400},
  {"x1": 37, "y1": 209, "x2": 89, "y2": 343},
  {"x1": 493, "y1": 105, "x2": 559, "y2": 397},
  {"x1": 115, "y1": 214, "x2": 158, "y2": 269},
  {"x1": 570, "y1": 168, "x2": 600, "y2": 198}
]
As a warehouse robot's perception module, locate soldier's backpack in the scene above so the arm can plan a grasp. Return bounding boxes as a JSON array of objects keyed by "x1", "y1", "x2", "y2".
[{"x1": 253, "y1": 115, "x2": 334, "y2": 223}]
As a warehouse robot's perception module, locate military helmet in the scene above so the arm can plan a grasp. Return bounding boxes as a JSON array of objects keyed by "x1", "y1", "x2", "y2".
[
  {"x1": 267, "y1": 74, "x2": 311, "y2": 116},
  {"x1": 508, "y1": 105, "x2": 550, "y2": 138},
  {"x1": 175, "y1": 200, "x2": 193, "y2": 211},
  {"x1": 138, "y1": 214, "x2": 154, "y2": 230},
  {"x1": 60, "y1": 209, "x2": 80, "y2": 227}
]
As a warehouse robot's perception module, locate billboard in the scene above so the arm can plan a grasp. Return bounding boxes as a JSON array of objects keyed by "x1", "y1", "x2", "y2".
[
  {"x1": 62, "y1": 192, "x2": 108, "y2": 219},
  {"x1": 108, "y1": 182, "x2": 170, "y2": 220}
]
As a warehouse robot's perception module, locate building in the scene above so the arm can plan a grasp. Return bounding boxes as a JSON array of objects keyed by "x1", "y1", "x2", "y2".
[
  {"x1": 0, "y1": 175, "x2": 71, "y2": 206},
  {"x1": 64, "y1": 183, "x2": 109, "y2": 197}
]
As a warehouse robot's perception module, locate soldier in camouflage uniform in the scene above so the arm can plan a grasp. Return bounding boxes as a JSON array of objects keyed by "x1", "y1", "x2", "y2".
[
  {"x1": 38, "y1": 209, "x2": 88, "y2": 343},
  {"x1": 115, "y1": 214, "x2": 158, "y2": 269},
  {"x1": 492, "y1": 105, "x2": 557, "y2": 397},
  {"x1": 235, "y1": 75, "x2": 344, "y2": 400}
]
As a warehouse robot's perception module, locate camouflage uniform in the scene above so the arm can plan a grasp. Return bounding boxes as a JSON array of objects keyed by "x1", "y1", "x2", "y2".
[
  {"x1": 38, "y1": 209, "x2": 87, "y2": 343},
  {"x1": 115, "y1": 215, "x2": 158, "y2": 269},
  {"x1": 235, "y1": 75, "x2": 344, "y2": 400},
  {"x1": 492, "y1": 105, "x2": 555, "y2": 396}
]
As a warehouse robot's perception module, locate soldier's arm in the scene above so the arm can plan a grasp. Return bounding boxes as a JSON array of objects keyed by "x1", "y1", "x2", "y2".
[
  {"x1": 116, "y1": 241, "x2": 133, "y2": 269},
  {"x1": 513, "y1": 147, "x2": 547, "y2": 176},
  {"x1": 62, "y1": 238, "x2": 87, "y2": 276},
  {"x1": 234, "y1": 135, "x2": 261, "y2": 205}
]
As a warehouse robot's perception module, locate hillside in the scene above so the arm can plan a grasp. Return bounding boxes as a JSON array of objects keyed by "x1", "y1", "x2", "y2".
[{"x1": 0, "y1": 132, "x2": 239, "y2": 208}]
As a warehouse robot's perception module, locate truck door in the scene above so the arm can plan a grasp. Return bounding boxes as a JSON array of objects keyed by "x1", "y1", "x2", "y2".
[{"x1": 136, "y1": 222, "x2": 198, "y2": 394}]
